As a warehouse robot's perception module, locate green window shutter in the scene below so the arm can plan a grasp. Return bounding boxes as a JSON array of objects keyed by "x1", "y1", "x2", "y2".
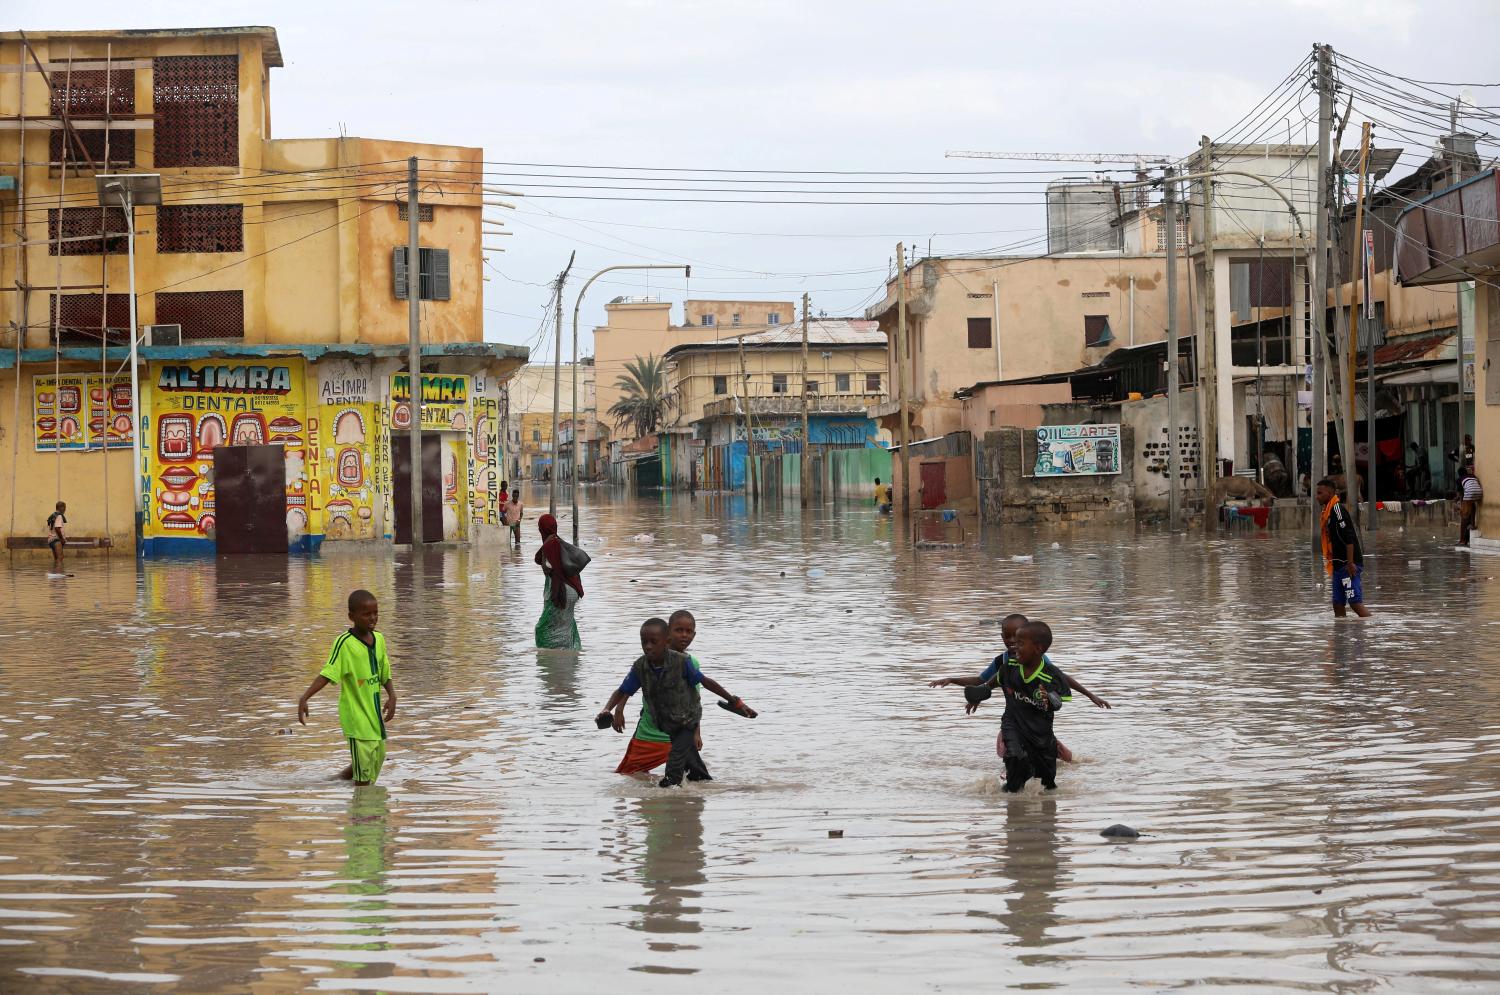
[
  {"x1": 393, "y1": 246, "x2": 409, "y2": 300},
  {"x1": 432, "y1": 249, "x2": 451, "y2": 301}
]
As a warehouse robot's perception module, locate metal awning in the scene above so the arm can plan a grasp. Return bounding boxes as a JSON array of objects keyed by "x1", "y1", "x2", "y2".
[{"x1": 1380, "y1": 364, "x2": 1457, "y2": 386}]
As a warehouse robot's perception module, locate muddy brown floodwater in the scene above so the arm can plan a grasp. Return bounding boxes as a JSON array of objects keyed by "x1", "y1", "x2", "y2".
[{"x1": 2, "y1": 486, "x2": 1499, "y2": 992}]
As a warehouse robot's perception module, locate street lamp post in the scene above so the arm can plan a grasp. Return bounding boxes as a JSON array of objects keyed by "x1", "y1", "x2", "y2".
[
  {"x1": 569, "y1": 264, "x2": 690, "y2": 544},
  {"x1": 96, "y1": 173, "x2": 161, "y2": 555}
]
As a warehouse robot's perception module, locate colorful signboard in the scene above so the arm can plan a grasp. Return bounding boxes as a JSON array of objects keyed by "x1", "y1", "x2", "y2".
[
  {"x1": 33, "y1": 374, "x2": 134, "y2": 451},
  {"x1": 389, "y1": 373, "x2": 471, "y2": 433},
  {"x1": 145, "y1": 359, "x2": 311, "y2": 540},
  {"x1": 1033, "y1": 424, "x2": 1122, "y2": 476},
  {"x1": 470, "y1": 395, "x2": 501, "y2": 527},
  {"x1": 316, "y1": 361, "x2": 380, "y2": 541}
]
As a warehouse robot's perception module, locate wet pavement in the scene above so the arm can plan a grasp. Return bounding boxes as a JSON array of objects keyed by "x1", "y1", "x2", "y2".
[{"x1": 2, "y1": 485, "x2": 1499, "y2": 992}]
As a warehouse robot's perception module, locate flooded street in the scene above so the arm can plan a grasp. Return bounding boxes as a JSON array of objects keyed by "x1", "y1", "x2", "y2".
[{"x1": 2, "y1": 486, "x2": 1499, "y2": 992}]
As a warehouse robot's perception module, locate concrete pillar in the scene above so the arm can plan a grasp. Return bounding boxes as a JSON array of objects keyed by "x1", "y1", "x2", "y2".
[{"x1": 1213, "y1": 252, "x2": 1235, "y2": 466}]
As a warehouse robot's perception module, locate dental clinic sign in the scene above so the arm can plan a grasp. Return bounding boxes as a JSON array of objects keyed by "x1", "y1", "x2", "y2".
[
  {"x1": 1033, "y1": 424, "x2": 1121, "y2": 476},
  {"x1": 389, "y1": 373, "x2": 471, "y2": 433}
]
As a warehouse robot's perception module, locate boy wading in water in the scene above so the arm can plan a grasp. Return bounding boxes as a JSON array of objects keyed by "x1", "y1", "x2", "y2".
[
  {"x1": 929, "y1": 613, "x2": 1108, "y2": 763},
  {"x1": 297, "y1": 590, "x2": 398, "y2": 785},
  {"x1": 599, "y1": 617, "x2": 751, "y2": 788},
  {"x1": 998, "y1": 621, "x2": 1068, "y2": 792},
  {"x1": 615, "y1": 609, "x2": 705, "y2": 774},
  {"x1": 46, "y1": 501, "x2": 67, "y2": 570},
  {"x1": 1316, "y1": 477, "x2": 1371, "y2": 619}
]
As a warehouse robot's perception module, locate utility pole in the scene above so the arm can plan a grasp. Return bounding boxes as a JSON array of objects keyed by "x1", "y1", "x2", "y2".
[
  {"x1": 738, "y1": 333, "x2": 758, "y2": 502},
  {"x1": 405, "y1": 156, "x2": 424, "y2": 545},
  {"x1": 1349, "y1": 121, "x2": 1373, "y2": 529},
  {"x1": 549, "y1": 251, "x2": 575, "y2": 517},
  {"x1": 1163, "y1": 167, "x2": 1181, "y2": 531},
  {"x1": 1451, "y1": 100, "x2": 1468, "y2": 462},
  {"x1": 800, "y1": 292, "x2": 812, "y2": 508},
  {"x1": 895, "y1": 242, "x2": 912, "y2": 519},
  {"x1": 1197, "y1": 137, "x2": 1221, "y2": 500},
  {"x1": 1312, "y1": 43, "x2": 1334, "y2": 568}
]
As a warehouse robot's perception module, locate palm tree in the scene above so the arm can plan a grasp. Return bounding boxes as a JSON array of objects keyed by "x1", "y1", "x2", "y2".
[{"x1": 608, "y1": 354, "x2": 674, "y2": 438}]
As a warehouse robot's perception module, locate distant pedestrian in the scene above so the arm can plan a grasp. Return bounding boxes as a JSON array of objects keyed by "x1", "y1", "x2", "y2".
[
  {"x1": 1449, "y1": 435, "x2": 1475, "y2": 477},
  {"x1": 534, "y1": 513, "x2": 582, "y2": 649},
  {"x1": 873, "y1": 477, "x2": 892, "y2": 514},
  {"x1": 505, "y1": 490, "x2": 524, "y2": 548},
  {"x1": 296, "y1": 590, "x2": 398, "y2": 786},
  {"x1": 1317, "y1": 478, "x2": 1371, "y2": 619},
  {"x1": 45, "y1": 501, "x2": 67, "y2": 571},
  {"x1": 1459, "y1": 465, "x2": 1483, "y2": 547}
]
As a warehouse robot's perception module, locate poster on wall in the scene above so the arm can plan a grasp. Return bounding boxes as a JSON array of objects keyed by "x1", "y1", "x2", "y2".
[
  {"x1": 147, "y1": 360, "x2": 311, "y2": 539},
  {"x1": 316, "y1": 362, "x2": 380, "y2": 541},
  {"x1": 33, "y1": 374, "x2": 134, "y2": 451},
  {"x1": 390, "y1": 373, "x2": 471, "y2": 432},
  {"x1": 1033, "y1": 424, "x2": 1121, "y2": 476}
]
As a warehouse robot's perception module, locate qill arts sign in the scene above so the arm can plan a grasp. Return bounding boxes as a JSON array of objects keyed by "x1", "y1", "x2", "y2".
[{"x1": 1033, "y1": 424, "x2": 1121, "y2": 476}]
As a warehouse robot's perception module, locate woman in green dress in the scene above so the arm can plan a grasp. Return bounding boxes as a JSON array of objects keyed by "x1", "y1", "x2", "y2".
[{"x1": 533, "y1": 513, "x2": 582, "y2": 649}]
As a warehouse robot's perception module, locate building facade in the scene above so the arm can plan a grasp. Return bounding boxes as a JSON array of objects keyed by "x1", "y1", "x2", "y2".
[{"x1": 1, "y1": 27, "x2": 525, "y2": 554}]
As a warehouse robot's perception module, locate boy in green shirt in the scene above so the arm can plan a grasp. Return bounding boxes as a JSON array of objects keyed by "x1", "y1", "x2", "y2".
[{"x1": 297, "y1": 589, "x2": 397, "y2": 785}]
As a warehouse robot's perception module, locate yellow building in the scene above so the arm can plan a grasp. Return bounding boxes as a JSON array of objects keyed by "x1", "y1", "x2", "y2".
[
  {"x1": 593, "y1": 297, "x2": 797, "y2": 444},
  {"x1": 0, "y1": 26, "x2": 525, "y2": 554},
  {"x1": 661, "y1": 319, "x2": 889, "y2": 490}
]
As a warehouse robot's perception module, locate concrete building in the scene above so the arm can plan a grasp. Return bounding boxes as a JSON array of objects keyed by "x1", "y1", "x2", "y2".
[
  {"x1": 1394, "y1": 166, "x2": 1500, "y2": 551},
  {"x1": 660, "y1": 319, "x2": 889, "y2": 490},
  {"x1": 503, "y1": 361, "x2": 601, "y2": 482},
  {"x1": 592, "y1": 297, "x2": 796, "y2": 445},
  {"x1": 1, "y1": 26, "x2": 525, "y2": 555}
]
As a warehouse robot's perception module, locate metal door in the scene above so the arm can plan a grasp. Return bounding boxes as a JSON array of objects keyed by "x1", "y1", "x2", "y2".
[
  {"x1": 920, "y1": 461, "x2": 947, "y2": 509},
  {"x1": 392, "y1": 433, "x2": 444, "y2": 544},
  {"x1": 214, "y1": 445, "x2": 289, "y2": 554}
]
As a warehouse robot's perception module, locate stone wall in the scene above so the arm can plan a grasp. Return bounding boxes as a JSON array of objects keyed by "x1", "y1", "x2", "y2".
[{"x1": 980, "y1": 426, "x2": 1136, "y2": 524}]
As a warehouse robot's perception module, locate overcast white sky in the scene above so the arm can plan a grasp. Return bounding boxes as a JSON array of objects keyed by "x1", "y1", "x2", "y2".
[{"x1": 13, "y1": 0, "x2": 1500, "y2": 364}]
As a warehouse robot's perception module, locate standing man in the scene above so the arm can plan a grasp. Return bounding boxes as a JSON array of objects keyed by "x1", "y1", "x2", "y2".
[
  {"x1": 1316, "y1": 478, "x2": 1371, "y2": 619},
  {"x1": 505, "y1": 489, "x2": 524, "y2": 549},
  {"x1": 1459, "y1": 465, "x2": 1483, "y2": 548},
  {"x1": 873, "y1": 477, "x2": 892, "y2": 514},
  {"x1": 46, "y1": 501, "x2": 67, "y2": 571}
]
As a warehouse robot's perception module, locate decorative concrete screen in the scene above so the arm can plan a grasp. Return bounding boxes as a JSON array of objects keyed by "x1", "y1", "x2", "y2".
[{"x1": 1032, "y1": 424, "x2": 1122, "y2": 476}]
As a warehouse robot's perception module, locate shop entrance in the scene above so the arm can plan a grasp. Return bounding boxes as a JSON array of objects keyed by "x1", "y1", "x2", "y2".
[
  {"x1": 214, "y1": 445, "x2": 289, "y2": 554},
  {"x1": 392, "y1": 433, "x2": 444, "y2": 544}
]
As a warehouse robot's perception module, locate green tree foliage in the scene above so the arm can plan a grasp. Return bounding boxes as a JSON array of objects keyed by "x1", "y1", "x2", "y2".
[{"x1": 607, "y1": 354, "x2": 674, "y2": 437}]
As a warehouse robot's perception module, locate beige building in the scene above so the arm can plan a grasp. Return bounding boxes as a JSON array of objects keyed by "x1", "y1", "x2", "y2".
[
  {"x1": 661, "y1": 320, "x2": 889, "y2": 490},
  {"x1": 0, "y1": 26, "x2": 524, "y2": 553},
  {"x1": 865, "y1": 252, "x2": 1193, "y2": 442},
  {"x1": 504, "y1": 362, "x2": 600, "y2": 481},
  {"x1": 593, "y1": 297, "x2": 797, "y2": 442}
]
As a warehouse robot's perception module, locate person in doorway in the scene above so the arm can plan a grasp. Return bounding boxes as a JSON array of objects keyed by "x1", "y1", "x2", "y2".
[
  {"x1": 597, "y1": 617, "x2": 752, "y2": 788},
  {"x1": 534, "y1": 513, "x2": 582, "y2": 649},
  {"x1": 1406, "y1": 443, "x2": 1431, "y2": 499},
  {"x1": 1317, "y1": 477, "x2": 1371, "y2": 618},
  {"x1": 873, "y1": 477, "x2": 893, "y2": 514},
  {"x1": 1459, "y1": 464, "x2": 1483, "y2": 547},
  {"x1": 45, "y1": 501, "x2": 67, "y2": 571},
  {"x1": 505, "y1": 490, "x2": 524, "y2": 548},
  {"x1": 296, "y1": 590, "x2": 398, "y2": 786}
]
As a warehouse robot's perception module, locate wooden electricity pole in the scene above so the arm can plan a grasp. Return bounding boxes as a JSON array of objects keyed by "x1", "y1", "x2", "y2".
[
  {"x1": 738, "y1": 333, "x2": 758, "y2": 502},
  {"x1": 1347, "y1": 121, "x2": 1373, "y2": 527},
  {"x1": 405, "y1": 156, "x2": 424, "y2": 543}
]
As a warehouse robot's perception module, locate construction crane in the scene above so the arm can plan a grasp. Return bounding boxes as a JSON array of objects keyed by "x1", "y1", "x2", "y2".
[{"x1": 946, "y1": 150, "x2": 1175, "y2": 206}]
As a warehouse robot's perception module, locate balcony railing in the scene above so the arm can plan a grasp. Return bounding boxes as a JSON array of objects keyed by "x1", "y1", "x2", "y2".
[{"x1": 701, "y1": 391, "x2": 887, "y2": 420}]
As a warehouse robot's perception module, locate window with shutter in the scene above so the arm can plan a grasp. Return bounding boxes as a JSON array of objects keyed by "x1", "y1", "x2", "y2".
[
  {"x1": 967, "y1": 317, "x2": 992, "y2": 349},
  {"x1": 835, "y1": 373, "x2": 851, "y2": 392},
  {"x1": 393, "y1": 247, "x2": 409, "y2": 300},
  {"x1": 394, "y1": 247, "x2": 452, "y2": 301},
  {"x1": 1084, "y1": 314, "x2": 1113, "y2": 347},
  {"x1": 865, "y1": 373, "x2": 882, "y2": 392},
  {"x1": 772, "y1": 374, "x2": 788, "y2": 394},
  {"x1": 713, "y1": 375, "x2": 727, "y2": 395}
]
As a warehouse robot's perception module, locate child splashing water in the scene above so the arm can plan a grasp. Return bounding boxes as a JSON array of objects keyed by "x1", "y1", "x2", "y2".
[{"x1": 928, "y1": 613, "x2": 1109, "y2": 764}]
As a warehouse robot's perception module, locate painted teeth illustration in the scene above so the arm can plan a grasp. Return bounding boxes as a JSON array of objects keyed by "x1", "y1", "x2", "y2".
[
  {"x1": 197, "y1": 413, "x2": 226, "y2": 453},
  {"x1": 159, "y1": 466, "x2": 198, "y2": 491},
  {"x1": 229, "y1": 413, "x2": 266, "y2": 446},
  {"x1": 197, "y1": 514, "x2": 216, "y2": 535},
  {"x1": 337, "y1": 448, "x2": 364, "y2": 486},
  {"x1": 333, "y1": 409, "x2": 366, "y2": 444},
  {"x1": 158, "y1": 413, "x2": 195, "y2": 462},
  {"x1": 160, "y1": 511, "x2": 197, "y2": 531}
]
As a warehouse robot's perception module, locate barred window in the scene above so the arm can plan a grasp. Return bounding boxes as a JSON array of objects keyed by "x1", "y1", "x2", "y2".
[
  {"x1": 49, "y1": 67, "x2": 135, "y2": 169},
  {"x1": 48, "y1": 207, "x2": 128, "y2": 256},
  {"x1": 155, "y1": 290, "x2": 244, "y2": 341},
  {"x1": 51, "y1": 293, "x2": 133, "y2": 345},
  {"x1": 153, "y1": 55, "x2": 239, "y2": 167},
  {"x1": 156, "y1": 204, "x2": 244, "y2": 253},
  {"x1": 397, "y1": 202, "x2": 434, "y2": 222}
]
